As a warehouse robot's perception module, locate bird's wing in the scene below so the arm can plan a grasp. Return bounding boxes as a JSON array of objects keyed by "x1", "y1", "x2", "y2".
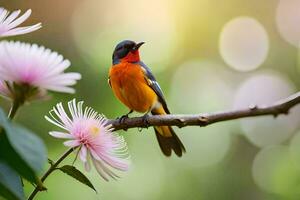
[{"x1": 138, "y1": 61, "x2": 170, "y2": 114}]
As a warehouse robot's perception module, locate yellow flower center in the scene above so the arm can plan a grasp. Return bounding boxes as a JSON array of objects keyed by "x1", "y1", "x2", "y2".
[{"x1": 90, "y1": 126, "x2": 100, "y2": 137}]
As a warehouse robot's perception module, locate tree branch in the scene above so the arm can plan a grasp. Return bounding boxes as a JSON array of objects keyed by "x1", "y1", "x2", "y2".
[{"x1": 108, "y1": 91, "x2": 300, "y2": 131}]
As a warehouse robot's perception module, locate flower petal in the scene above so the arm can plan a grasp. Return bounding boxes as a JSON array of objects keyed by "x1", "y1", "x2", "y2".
[
  {"x1": 84, "y1": 151, "x2": 91, "y2": 172},
  {"x1": 3, "y1": 10, "x2": 21, "y2": 25},
  {"x1": 92, "y1": 158, "x2": 109, "y2": 181},
  {"x1": 93, "y1": 158, "x2": 119, "y2": 181},
  {"x1": 98, "y1": 152, "x2": 129, "y2": 171},
  {"x1": 49, "y1": 131, "x2": 74, "y2": 139},
  {"x1": 63, "y1": 140, "x2": 80, "y2": 147},
  {"x1": 80, "y1": 145, "x2": 87, "y2": 163},
  {"x1": 3, "y1": 23, "x2": 42, "y2": 37},
  {"x1": 7, "y1": 9, "x2": 31, "y2": 29}
]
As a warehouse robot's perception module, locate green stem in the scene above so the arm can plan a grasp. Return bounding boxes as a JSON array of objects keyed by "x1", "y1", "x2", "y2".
[
  {"x1": 8, "y1": 99, "x2": 21, "y2": 120},
  {"x1": 1, "y1": 100, "x2": 21, "y2": 136},
  {"x1": 27, "y1": 148, "x2": 75, "y2": 200}
]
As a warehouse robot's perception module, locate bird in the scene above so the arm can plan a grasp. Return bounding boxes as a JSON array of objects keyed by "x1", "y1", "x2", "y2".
[{"x1": 108, "y1": 40, "x2": 185, "y2": 157}]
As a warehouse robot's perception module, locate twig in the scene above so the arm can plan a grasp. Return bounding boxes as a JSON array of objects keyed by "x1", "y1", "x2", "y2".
[{"x1": 108, "y1": 91, "x2": 300, "y2": 131}]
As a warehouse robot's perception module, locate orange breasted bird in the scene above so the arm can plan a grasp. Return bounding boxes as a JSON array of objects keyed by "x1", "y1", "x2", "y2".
[{"x1": 108, "y1": 40, "x2": 186, "y2": 157}]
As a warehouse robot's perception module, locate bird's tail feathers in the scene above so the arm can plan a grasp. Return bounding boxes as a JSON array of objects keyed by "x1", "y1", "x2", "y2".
[{"x1": 151, "y1": 106, "x2": 185, "y2": 157}]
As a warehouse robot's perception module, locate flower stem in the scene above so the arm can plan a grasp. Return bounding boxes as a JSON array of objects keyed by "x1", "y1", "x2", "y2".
[
  {"x1": 27, "y1": 148, "x2": 75, "y2": 200},
  {"x1": 8, "y1": 99, "x2": 21, "y2": 120}
]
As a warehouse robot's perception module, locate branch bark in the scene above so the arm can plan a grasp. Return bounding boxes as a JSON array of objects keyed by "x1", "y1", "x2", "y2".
[{"x1": 108, "y1": 91, "x2": 300, "y2": 131}]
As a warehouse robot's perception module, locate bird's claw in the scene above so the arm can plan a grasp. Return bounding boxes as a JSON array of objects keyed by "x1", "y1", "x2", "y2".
[
  {"x1": 117, "y1": 114, "x2": 129, "y2": 123},
  {"x1": 117, "y1": 110, "x2": 133, "y2": 123},
  {"x1": 138, "y1": 114, "x2": 150, "y2": 132},
  {"x1": 142, "y1": 114, "x2": 150, "y2": 128}
]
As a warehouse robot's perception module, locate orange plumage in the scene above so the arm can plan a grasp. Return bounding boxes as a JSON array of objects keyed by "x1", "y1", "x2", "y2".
[{"x1": 109, "y1": 62, "x2": 157, "y2": 113}]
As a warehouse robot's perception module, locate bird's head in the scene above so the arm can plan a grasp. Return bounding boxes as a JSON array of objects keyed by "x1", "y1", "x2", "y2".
[{"x1": 112, "y1": 40, "x2": 144, "y2": 64}]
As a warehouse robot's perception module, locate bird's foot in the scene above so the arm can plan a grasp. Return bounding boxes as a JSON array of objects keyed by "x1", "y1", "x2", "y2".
[
  {"x1": 138, "y1": 114, "x2": 150, "y2": 132},
  {"x1": 117, "y1": 114, "x2": 129, "y2": 124},
  {"x1": 117, "y1": 110, "x2": 133, "y2": 123},
  {"x1": 142, "y1": 113, "x2": 150, "y2": 128}
]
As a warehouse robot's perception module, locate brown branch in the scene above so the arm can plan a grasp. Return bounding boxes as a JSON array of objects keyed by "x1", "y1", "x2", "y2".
[{"x1": 108, "y1": 91, "x2": 300, "y2": 131}]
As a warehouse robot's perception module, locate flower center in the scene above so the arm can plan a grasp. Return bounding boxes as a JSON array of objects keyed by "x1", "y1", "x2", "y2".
[{"x1": 89, "y1": 126, "x2": 100, "y2": 137}]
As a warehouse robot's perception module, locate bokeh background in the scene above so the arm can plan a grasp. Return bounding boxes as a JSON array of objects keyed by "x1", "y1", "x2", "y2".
[{"x1": 1, "y1": 0, "x2": 300, "y2": 199}]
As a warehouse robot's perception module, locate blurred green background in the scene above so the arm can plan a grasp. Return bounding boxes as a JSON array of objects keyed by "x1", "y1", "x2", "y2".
[{"x1": 1, "y1": 0, "x2": 300, "y2": 199}]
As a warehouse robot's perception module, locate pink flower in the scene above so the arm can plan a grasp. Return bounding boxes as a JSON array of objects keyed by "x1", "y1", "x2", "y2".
[
  {"x1": 0, "y1": 8, "x2": 41, "y2": 37},
  {"x1": 45, "y1": 99, "x2": 130, "y2": 181},
  {"x1": 0, "y1": 41, "x2": 81, "y2": 100}
]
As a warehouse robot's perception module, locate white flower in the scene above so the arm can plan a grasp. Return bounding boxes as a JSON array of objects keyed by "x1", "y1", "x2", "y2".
[
  {"x1": 0, "y1": 8, "x2": 41, "y2": 37},
  {"x1": 46, "y1": 99, "x2": 130, "y2": 181},
  {"x1": 0, "y1": 41, "x2": 81, "y2": 100}
]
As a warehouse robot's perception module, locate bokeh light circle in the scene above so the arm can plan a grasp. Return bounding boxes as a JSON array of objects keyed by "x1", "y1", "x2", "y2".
[
  {"x1": 252, "y1": 146, "x2": 300, "y2": 196},
  {"x1": 219, "y1": 17, "x2": 269, "y2": 72},
  {"x1": 180, "y1": 125, "x2": 232, "y2": 168},
  {"x1": 170, "y1": 60, "x2": 234, "y2": 167},
  {"x1": 71, "y1": 0, "x2": 176, "y2": 72},
  {"x1": 233, "y1": 71, "x2": 300, "y2": 147},
  {"x1": 170, "y1": 60, "x2": 235, "y2": 113},
  {"x1": 276, "y1": 0, "x2": 300, "y2": 47}
]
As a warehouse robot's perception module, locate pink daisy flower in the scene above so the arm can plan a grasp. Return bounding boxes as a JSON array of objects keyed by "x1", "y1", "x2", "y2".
[
  {"x1": 0, "y1": 8, "x2": 41, "y2": 37},
  {"x1": 45, "y1": 99, "x2": 130, "y2": 181},
  {"x1": 0, "y1": 41, "x2": 81, "y2": 100}
]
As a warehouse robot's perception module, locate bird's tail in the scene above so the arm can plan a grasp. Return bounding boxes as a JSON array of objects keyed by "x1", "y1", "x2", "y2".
[{"x1": 151, "y1": 106, "x2": 186, "y2": 157}]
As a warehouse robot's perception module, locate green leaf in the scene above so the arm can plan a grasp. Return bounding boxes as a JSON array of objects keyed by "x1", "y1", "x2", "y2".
[
  {"x1": 0, "y1": 162, "x2": 24, "y2": 200},
  {"x1": 0, "y1": 108, "x2": 47, "y2": 184},
  {"x1": 0, "y1": 107, "x2": 8, "y2": 126},
  {"x1": 5, "y1": 125, "x2": 47, "y2": 174},
  {"x1": 59, "y1": 165, "x2": 97, "y2": 192}
]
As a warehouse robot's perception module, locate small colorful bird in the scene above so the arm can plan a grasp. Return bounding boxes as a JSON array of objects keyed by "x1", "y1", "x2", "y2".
[{"x1": 108, "y1": 40, "x2": 185, "y2": 157}]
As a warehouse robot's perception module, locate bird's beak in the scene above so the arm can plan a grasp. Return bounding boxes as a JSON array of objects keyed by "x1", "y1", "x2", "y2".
[{"x1": 132, "y1": 42, "x2": 145, "y2": 51}]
